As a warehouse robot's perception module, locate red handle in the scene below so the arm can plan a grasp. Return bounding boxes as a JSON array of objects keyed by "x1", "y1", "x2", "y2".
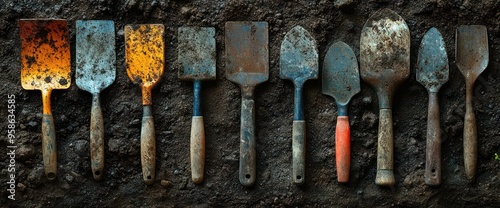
[{"x1": 335, "y1": 116, "x2": 350, "y2": 182}]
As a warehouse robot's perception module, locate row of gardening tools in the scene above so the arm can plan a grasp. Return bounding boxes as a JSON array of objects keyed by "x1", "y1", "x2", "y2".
[{"x1": 19, "y1": 8, "x2": 489, "y2": 186}]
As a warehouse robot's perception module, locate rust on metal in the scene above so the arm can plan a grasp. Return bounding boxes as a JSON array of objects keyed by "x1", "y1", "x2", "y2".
[
  {"x1": 125, "y1": 24, "x2": 165, "y2": 105},
  {"x1": 225, "y1": 21, "x2": 269, "y2": 87},
  {"x1": 20, "y1": 19, "x2": 71, "y2": 114},
  {"x1": 456, "y1": 25, "x2": 489, "y2": 83}
]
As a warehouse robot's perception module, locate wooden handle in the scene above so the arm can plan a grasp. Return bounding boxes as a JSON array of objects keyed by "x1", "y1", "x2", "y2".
[
  {"x1": 90, "y1": 94, "x2": 105, "y2": 181},
  {"x1": 141, "y1": 105, "x2": 156, "y2": 185},
  {"x1": 425, "y1": 92, "x2": 441, "y2": 185},
  {"x1": 239, "y1": 87, "x2": 256, "y2": 187},
  {"x1": 464, "y1": 84, "x2": 477, "y2": 180},
  {"x1": 41, "y1": 89, "x2": 56, "y2": 180},
  {"x1": 292, "y1": 120, "x2": 305, "y2": 184},
  {"x1": 42, "y1": 114, "x2": 57, "y2": 180},
  {"x1": 376, "y1": 108, "x2": 395, "y2": 186},
  {"x1": 190, "y1": 116, "x2": 205, "y2": 184},
  {"x1": 336, "y1": 116, "x2": 350, "y2": 183}
]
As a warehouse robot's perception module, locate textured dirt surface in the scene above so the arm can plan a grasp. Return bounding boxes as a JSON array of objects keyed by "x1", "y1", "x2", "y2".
[{"x1": 1, "y1": 0, "x2": 500, "y2": 207}]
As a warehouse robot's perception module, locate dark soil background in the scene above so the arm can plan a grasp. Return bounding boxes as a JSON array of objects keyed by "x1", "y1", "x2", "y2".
[{"x1": 1, "y1": 0, "x2": 499, "y2": 207}]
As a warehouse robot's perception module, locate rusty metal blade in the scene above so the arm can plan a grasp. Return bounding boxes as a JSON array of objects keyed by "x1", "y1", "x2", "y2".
[
  {"x1": 178, "y1": 27, "x2": 216, "y2": 81},
  {"x1": 456, "y1": 25, "x2": 489, "y2": 81},
  {"x1": 225, "y1": 21, "x2": 269, "y2": 87},
  {"x1": 76, "y1": 20, "x2": 116, "y2": 94},
  {"x1": 20, "y1": 19, "x2": 71, "y2": 90},
  {"x1": 322, "y1": 41, "x2": 360, "y2": 106},
  {"x1": 125, "y1": 24, "x2": 165, "y2": 105},
  {"x1": 417, "y1": 27, "x2": 449, "y2": 93},
  {"x1": 125, "y1": 24, "x2": 165, "y2": 88},
  {"x1": 279, "y1": 26, "x2": 318, "y2": 84}
]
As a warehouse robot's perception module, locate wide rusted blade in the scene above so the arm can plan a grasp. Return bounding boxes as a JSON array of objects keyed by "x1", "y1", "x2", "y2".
[
  {"x1": 360, "y1": 8, "x2": 410, "y2": 108},
  {"x1": 225, "y1": 21, "x2": 269, "y2": 87},
  {"x1": 125, "y1": 24, "x2": 165, "y2": 105},
  {"x1": 20, "y1": 19, "x2": 71, "y2": 91},
  {"x1": 456, "y1": 25, "x2": 489, "y2": 82},
  {"x1": 76, "y1": 20, "x2": 116, "y2": 94},
  {"x1": 417, "y1": 27, "x2": 449, "y2": 93},
  {"x1": 322, "y1": 41, "x2": 360, "y2": 106},
  {"x1": 178, "y1": 27, "x2": 216, "y2": 81},
  {"x1": 279, "y1": 26, "x2": 318, "y2": 85}
]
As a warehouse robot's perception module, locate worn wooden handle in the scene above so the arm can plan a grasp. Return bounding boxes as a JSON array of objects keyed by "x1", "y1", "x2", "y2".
[
  {"x1": 425, "y1": 92, "x2": 441, "y2": 185},
  {"x1": 90, "y1": 94, "x2": 105, "y2": 181},
  {"x1": 376, "y1": 108, "x2": 395, "y2": 186},
  {"x1": 41, "y1": 89, "x2": 56, "y2": 180},
  {"x1": 141, "y1": 105, "x2": 156, "y2": 185},
  {"x1": 464, "y1": 85, "x2": 477, "y2": 180},
  {"x1": 190, "y1": 116, "x2": 205, "y2": 184},
  {"x1": 292, "y1": 120, "x2": 306, "y2": 184},
  {"x1": 336, "y1": 116, "x2": 350, "y2": 183},
  {"x1": 42, "y1": 114, "x2": 57, "y2": 180},
  {"x1": 239, "y1": 96, "x2": 256, "y2": 187}
]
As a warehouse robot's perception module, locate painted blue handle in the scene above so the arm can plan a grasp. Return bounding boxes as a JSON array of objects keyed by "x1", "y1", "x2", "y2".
[
  {"x1": 193, "y1": 80, "x2": 201, "y2": 116},
  {"x1": 293, "y1": 87, "x2": 303, "y2": 120},
  {"x1": 337, "y1": 103, "x2": 348, "y2": 117}
]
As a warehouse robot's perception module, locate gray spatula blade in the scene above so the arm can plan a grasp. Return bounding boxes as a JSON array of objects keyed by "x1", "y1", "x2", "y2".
[
  {"x1": 178, "y1": 27, "x2": 216, "y2": 81},
  {"x1": 76, "y1": 20, "x2": 116, "y2": 94}
]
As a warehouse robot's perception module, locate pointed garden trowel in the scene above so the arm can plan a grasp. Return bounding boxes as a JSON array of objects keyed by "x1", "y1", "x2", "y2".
[
  {"x1": 76, "y1": 20, "x2": 116, "y2": 181},
  {"x1": 322, "y1": 41, "x2": 360, "y2": 183},
  {"x1": 225, "y1": 21, "x2": 269, "y2": 187},
  {"x1": 178, "y1": 26, "x2": 216, "y2": 184},
  {"x1": 280, "y1": 25, "x2": 318, "y2": 184},
  {"x1": 416, "y1": 27, "x2": 448, "y2": 186}
]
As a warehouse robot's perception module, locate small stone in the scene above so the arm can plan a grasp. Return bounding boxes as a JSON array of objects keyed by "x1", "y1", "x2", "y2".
[
  {"x1": 74, "y1": 140, "x2": 89, "y2": 156},
  {"x1": 334, "y1": 0, "x2": 357, "y2": 10},
  {"x1": 27, "y1": 121, "x2": 38, "y2": 127},
  {"x1": 362, "y1": 96, "x2": 372, "y2": 105},
  {"x1": 362, "y1": 111, "x2": 377, "y2": 129},
  {"x1": 161, "y1": 180, "x2": 171, "y2": 188},
  {"x1": 17, "y1": 144, "x2": 36, "y2": 160},
  {"x1": 17, "y1": 183, "x2": 26, "y2": 191},
  {"x1": 174, "y1": 170, "x2": 180, "y2": 175},
  {"x1": 65, "y1": 174, "x2": 74, "y2": 182},
  {"x1": 357, "y1": 189, "x2": 363, "y2": 195},
  {"x1": 108, "y1": 139, "x2": 121, "y2": 153},
  {"x1": 410, "y1": 137, "x2": 417, "y2": 145},
  {"x1": 129, "y1": 119, "x2": 140, "y2": 127}
]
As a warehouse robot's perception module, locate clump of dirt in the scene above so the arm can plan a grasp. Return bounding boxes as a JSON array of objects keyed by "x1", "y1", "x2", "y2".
[{"x1": 1, "y1": 0, "x2": 499, "y2": 207}]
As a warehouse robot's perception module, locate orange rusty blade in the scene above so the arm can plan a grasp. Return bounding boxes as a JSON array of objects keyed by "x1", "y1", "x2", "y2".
[
  {"x1": 20, "y1": 19, "x2": 71, "y2": 91},
  {"x1": 125, "y1": 24, "x2": 165, "y2": 105}
]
